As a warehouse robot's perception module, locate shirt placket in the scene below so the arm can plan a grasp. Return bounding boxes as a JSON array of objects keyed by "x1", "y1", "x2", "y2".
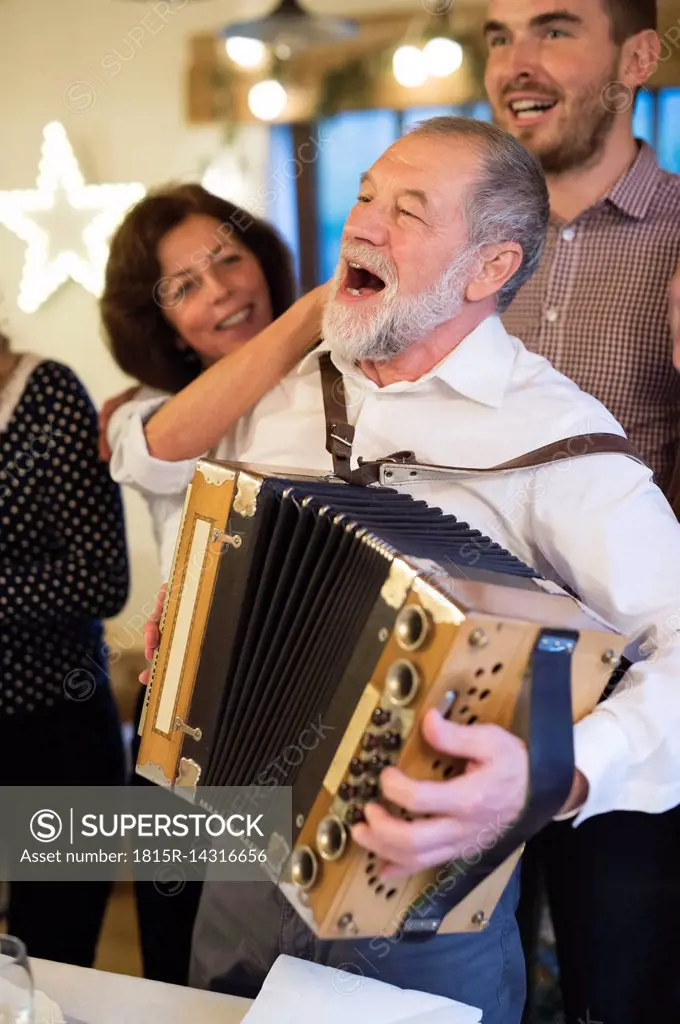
[{"x1": 541, "y1": 220, "x2": 582, "y2": 368}]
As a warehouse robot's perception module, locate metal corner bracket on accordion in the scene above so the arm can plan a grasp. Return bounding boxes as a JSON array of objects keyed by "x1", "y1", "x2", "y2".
[{"x1": 136, "y1": 458, "x2": 627, "y2": 941}]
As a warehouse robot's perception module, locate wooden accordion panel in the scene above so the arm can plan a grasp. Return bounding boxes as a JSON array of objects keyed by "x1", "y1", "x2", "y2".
[{"x1": 137, "y1": 458, "x2": 627, "y2": 939}]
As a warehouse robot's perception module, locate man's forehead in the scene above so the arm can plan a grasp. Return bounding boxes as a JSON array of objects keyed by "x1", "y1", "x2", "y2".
[
  {"x1": 367, "y1": 134, "x2": 481, "y2": 195},
  {"x1": 485, "y1": 0, "x2": 592, "y2": 23}
]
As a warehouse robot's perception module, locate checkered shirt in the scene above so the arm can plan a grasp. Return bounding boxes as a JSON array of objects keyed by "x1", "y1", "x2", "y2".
[{"x1": 502, "y1": 142, "x2": 680, "y2": 495}]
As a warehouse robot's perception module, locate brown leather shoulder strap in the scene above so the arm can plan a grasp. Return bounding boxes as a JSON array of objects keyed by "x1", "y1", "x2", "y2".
[
  {"x1": 352, "y1": 435, "x2": 646, "y2": 485},
  {"x1": 319, "y1": 352, "x2": 355, "y2": 482},
  {"x1": 318, "y1": 352, "x2": 648, "y2": 486},
  {"x1": 477, "y1": 433, "x2": 644, "y2": 472}
]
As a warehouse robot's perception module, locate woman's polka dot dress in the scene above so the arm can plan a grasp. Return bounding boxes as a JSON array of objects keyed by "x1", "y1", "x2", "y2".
[{"x1": 0, "y1": 357, "x2": 129, "y2": 716}]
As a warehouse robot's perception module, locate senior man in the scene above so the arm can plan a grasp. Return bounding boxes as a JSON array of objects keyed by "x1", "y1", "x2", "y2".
[{"x1": 122, "y1": 118, "x2": 680, "y2": 1024}]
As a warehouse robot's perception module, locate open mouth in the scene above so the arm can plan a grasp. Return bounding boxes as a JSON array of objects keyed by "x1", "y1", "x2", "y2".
[
  {"x1": 214, "y1": 305, "x2": 253, "y2": 331},
  {"x1": 341, "y1": 261, "x2": 387, "y2": 300},
  {"x1": 508, "y1": 97, "x2": 558, "y2": 123}
]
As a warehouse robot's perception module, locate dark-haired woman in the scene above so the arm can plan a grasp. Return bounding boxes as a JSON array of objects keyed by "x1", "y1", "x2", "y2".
[
  {"x1": 99, "y1": 184, "x2": 326, "y2": 986},
  {"x1": 101, "y1": 183, "x2": 326, "y2": 580},
  {"x1": 0, "y1": 332, "x2": 129, "y2": 966}
]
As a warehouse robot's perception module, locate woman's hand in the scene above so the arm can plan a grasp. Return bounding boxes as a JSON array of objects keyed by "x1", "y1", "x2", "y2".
[
  {"x1": 288, "y1": 280, "x2": 333, "y2": 354},
  {"x1": 306, "y1": 280, "x2": 333, "y2": 321},
  {"x1": 98, "y1": 385, "x2": 141, "y2": 461},
  {"x1": 139, "y1": 582, "x2": 167, "y2": 686}
]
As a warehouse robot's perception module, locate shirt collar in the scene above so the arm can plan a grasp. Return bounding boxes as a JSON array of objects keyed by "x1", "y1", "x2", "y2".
[
  {"x1": 299, "y1": 314, "x2": 517, "y2": 409},
  {"x1": 606, "y1": 141, "x2": 663, "y2": 221}
]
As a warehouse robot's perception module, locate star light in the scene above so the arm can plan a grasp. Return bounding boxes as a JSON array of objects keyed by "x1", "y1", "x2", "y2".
[{"x1": 0, "y1": 122, "x2": 145, "y2": 313}]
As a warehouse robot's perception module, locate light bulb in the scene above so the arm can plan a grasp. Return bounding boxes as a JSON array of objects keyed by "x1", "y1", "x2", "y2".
[
  {"x1": 225, "y1": 36, "x2": 266, "y2": 69},
  {"x1": 248, "y1": 80, "x2": 288, "y2": 121},
  {"x1": 393, "y1": 46, "x2": 428, "y2": 89},
  {"x1": 423, "y1": 37, "x2": 464, "y2": 77}
]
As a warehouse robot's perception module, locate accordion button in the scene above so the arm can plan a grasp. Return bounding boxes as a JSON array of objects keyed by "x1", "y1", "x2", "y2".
[
  {"x1": 371, "y1": 708, "x2": 391, "y2": 727},
  {"x1": 362, "y1": 732, "x2": 380, "y2": 752},
  {"x1": 381, "y1": 731, "x2": 401, "y2": 752},
  {"x1": 361, "y1": 781, "x2": 379, "y2": 802},
  {"x1": 345, "y1": 804, "x2": 366, "y2": 825},
  {"x1": 366, "y1": 756, "x2": 386, "y2": 776},
  {"x1": 349, "y1": 758, "x2": 364, "y2": 778},
  {"x1": 338, "y1": 782, "x2": 358, "y2": 802}
]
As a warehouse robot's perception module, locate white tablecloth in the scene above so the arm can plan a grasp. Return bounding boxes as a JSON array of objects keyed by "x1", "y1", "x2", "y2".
[{"x1": 29, "y1": 958, "x2": 252, "y2": 1024}]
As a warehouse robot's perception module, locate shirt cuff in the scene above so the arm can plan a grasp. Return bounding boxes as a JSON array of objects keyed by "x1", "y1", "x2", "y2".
[
  {"x1": 571, "y1": 710, "x2": 634, "y2": 825},
  {"x1": 108, "y1": 397, "x2": 201, "y2": 496}
]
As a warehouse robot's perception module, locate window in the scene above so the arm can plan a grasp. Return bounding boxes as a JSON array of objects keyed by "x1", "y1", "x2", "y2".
[
  {"x1": 402, "y1": 102, "x2": 491, "y2": 135},
  {"x1": 632, "y1": 89, "x2": 655, "y2": 147},
  {"x1": 401, "y1": 105, "x2": 457, "y2": 134},
  {"x1": 658, "y1": 88, "x2": 680, "y2": 173},
  {"x1": 267, "y1": 124, "x2": 302, "y2": 283}
]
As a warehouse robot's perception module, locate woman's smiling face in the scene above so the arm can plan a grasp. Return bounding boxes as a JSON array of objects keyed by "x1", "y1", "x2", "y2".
[{"x1": 156, "y1": 213, "x2": 273, "y2": 365}]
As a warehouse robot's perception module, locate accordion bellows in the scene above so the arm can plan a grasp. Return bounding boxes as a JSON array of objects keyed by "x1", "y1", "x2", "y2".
[{"x1": 137, "y1": 459, "x2": 626, "y2": 940}]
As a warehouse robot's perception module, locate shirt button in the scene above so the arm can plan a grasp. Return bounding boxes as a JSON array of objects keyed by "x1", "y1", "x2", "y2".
[
  {"x1": 545, "y1": 309, "x2": 558, "y2": 323},
  {"x1": 561, "y1": 228, "x2": 576, "y2": 242}
]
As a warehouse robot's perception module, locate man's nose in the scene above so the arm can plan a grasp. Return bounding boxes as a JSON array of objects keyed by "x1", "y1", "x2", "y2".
[
  {"x1": 344, "y1": 203, "x2": 389, "y2": 249},
  {"x1": 507, "y1": 38, "x2": 543, "y2": 82}
]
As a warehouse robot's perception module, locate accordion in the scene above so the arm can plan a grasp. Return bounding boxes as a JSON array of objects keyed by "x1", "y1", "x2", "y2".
[{"x1": 137, "y1": 459, "x2": 626, "y2": 940}]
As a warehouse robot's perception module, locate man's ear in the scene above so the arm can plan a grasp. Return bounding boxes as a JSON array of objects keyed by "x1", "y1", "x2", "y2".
[
  {"x1": 620, "y1": 29, "x2": 661, "y2": 89},
  {"x1": 465, "y1": 244, "x2": 523, "y2": 304}
]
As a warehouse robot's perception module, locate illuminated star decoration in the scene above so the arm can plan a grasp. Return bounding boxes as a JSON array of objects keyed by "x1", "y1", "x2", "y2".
[{"x1": 0, "y1": 121, "x2": 145, "y2": 313}]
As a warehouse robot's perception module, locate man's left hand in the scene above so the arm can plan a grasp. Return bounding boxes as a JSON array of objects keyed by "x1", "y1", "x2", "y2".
[
  {"x1": 671, "y1": 265, "x2": 680, "y2": 370},
  {"x1": 351, "y1": 709, "x2": 529, "y2": 880}
]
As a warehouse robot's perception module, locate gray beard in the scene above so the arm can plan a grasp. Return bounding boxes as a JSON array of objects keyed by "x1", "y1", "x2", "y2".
[{"x1": 322, "y1": 247, "x2": 479, "y2": 364}]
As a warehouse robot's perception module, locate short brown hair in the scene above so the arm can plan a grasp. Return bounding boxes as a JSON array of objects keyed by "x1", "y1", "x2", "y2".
[
  {"x1": 602, "y1": 0, "x2": 657, "y2": 45},
  {"x1": 101, "y1": 184, "x2": 297, "y2": 393}
]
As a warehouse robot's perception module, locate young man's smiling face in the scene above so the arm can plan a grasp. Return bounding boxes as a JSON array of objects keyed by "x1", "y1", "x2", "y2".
[{"x1": 483, "y1": 0, "x2": 625, "y2": 174}]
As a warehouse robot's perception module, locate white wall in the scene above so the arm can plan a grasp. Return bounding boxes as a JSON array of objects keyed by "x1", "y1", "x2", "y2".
[{"x1": 0, "y1": 0, "x2": 273, "y2": 650}]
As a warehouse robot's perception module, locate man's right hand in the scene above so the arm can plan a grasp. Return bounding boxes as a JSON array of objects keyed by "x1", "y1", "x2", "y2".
[
  {"x1": 139, "y1": 583, "x2": 167, "y2": 686},
  {"x1": 98, "y1": 385, "x2": 141, "y2": 461}
]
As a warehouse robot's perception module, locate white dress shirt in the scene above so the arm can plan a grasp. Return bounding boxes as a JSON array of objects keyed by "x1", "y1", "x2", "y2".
[{"x1": 108, "y1": 314, "x2": 680, "y2": 825}]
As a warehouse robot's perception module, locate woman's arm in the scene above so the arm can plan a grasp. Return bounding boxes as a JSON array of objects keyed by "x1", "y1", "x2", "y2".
[{"x1": 144, "y1": 284, "x2": 327, "y2": 462}]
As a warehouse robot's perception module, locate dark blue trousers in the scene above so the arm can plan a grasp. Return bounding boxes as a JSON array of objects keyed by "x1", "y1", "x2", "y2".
[{"x1": 190, "y1": 865, "x2": 526, "y2": 1024}]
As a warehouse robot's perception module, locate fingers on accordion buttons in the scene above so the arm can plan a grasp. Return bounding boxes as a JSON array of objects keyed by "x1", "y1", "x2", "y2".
[
  {"x1": 345, "y1": 804, "x2": 366, "y2": 826},
  {"x1": 361, "y1": 781, "x2": 379, "y2": 802}
]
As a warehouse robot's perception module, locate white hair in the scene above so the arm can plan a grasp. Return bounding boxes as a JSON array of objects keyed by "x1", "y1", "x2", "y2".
[{"x1": 409, "y1": 117, "x2": 549, "y2": 311}]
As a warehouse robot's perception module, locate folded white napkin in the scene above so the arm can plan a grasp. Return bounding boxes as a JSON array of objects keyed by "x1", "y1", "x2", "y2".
[
  {"x1": 34, "y1": 987, "x2": 66, "y2": 1024},
  {"x1": 242, "y1": 955, "x2": 482, "y2": 1024}
]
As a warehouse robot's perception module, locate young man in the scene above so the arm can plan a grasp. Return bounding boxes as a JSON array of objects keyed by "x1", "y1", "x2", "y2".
[
  {"x1": 483, "y1": 3, "x2": 680, "y2": 1020},
  {"x1": 127, "y1": 119, "x2": 680, "y2": 1024}
]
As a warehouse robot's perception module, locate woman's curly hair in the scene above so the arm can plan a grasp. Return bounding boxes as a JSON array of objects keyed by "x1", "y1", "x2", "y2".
[{"x1": 100, "y1": 184, "x2": 297, "y2": 393}]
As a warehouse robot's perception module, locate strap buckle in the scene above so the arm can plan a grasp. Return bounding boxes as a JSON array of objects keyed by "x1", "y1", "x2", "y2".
[{"x1": 327, "y1": 422, "x2": 355, "y2": 459}]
